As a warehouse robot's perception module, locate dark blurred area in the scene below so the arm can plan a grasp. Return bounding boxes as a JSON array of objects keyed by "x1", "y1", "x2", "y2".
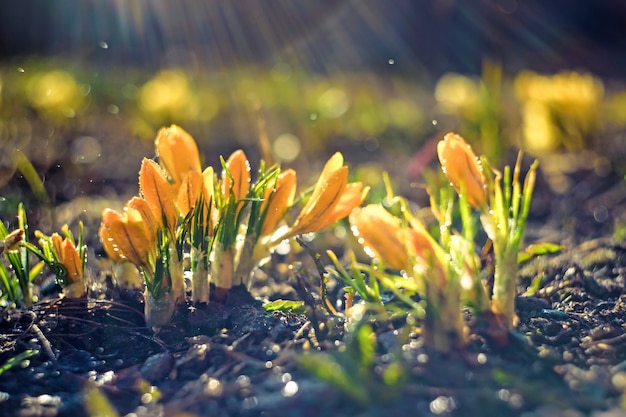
[{"x1": 1, "y1": 0, "x2": 626, "y2": 79}]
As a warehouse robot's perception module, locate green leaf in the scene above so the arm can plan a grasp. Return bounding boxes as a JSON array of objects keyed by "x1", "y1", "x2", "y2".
[
  {"x1": 518, "y1": 242, "x2": 564, "y2": 264},
  {"x1": 298, "y1": 353, "x2": 368, "y2": 404},
  {"x1": 263, "y1": 299, "x2": 306, "y2": 314},
  {"x1": 0, "y1": 349, "x2": 38, "y2": 375}
]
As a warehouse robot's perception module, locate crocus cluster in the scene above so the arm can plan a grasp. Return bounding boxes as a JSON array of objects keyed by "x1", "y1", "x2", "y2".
[
  {"x1": 349, "y1": 132, "x2": 537, "y2": 351},
  {"x1": 99, "y1": 125, "x2": 367, "y2": 327},
  {"x1": 32, "y1": 223, "x2": 87, "y2": 299}
]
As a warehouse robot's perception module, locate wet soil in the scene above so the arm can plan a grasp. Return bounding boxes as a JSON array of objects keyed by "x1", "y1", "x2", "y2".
[
  {"x1": 3, "y1": 235, "x2": 626, "y2": 417},
  {"x1": 2, "y1": 123, "x2": 626, "y2": 416}
]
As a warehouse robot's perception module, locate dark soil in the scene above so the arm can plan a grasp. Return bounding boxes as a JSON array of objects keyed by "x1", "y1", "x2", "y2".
[
  {"x1": 3, "y1": 236, "x2": 626, "y2": 417},
  {"x1": 2, "y1": 123, "x2": 626, "y2": 416}
]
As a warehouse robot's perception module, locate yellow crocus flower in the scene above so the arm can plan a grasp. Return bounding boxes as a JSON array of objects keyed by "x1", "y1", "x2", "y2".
[
  {"x1": 155, "y1": 124, "x2": 202, "y2": 191},
  {"x1": 261, "y1": 169, "x2": 297, "y2": 237},
  {"x1": 177, "y1": 167, "x2": 216, "y2": 241},
  {"x1": 51, "y1": 233, "x2": 83, "y2": 287},
  {"x1": 222, "y1": 150, "x2": 250, "y2": 202},
  {"x1": 437, "y1": 133, "x2": 487, "y2": 209},
  {"x1": 406, "y1": 222, "x2": 447, "y2": 285},
  {"x1": 349, "y1": 204, "x2": 408, "y2": 270},
  {"x1": 276, "y1": 152, "x2": 367, "y2": 241},
  {"x1": 101, "y1": 207, "x2": 156, "y2": 270},
  {"x1": 222, "y1": 150, "x2": 250, "y2": 220},
  {"x1": 139, "y1": 158, "x2": 178, "y2": 234},
  {"x1": 99, "y1": 222, "x2": 123, "y2": 263},
  {"x1": 177, "y1": 170, "x2": 203, "y2": 218}
]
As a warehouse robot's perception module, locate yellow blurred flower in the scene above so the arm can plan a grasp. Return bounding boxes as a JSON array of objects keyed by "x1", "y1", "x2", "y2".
[
  {"x1": 406, "y1": 222, "x2": 447, "y2": 286},
  {"x1": 437, "y1": 133, "x2": 487, "y2": 209},
  {"x1": 434, "y1": 73, "x2": 480, "y2": 116},
  {"x1": 514, "y1": 71, "x2": 603, "y2": 153},
  {"x1": 26, "y1": 70, "x2": 83, "y2": 119},
  {"x1": 349, "y1": 204, "x2": 408, "y2": 270}
]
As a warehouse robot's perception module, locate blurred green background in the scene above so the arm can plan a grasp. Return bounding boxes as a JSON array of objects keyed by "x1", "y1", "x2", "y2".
[{"x1": 1, "y1": 1, "x2": 626, "y2": 238}]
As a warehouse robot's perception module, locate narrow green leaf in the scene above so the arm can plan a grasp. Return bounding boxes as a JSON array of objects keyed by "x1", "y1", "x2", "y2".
[
  {"x1": 518, "y1": 242, "x2": 564, "y2": 264},
  {"x1": 263, "y1": 299, "x2": 306, "y2": 314}
]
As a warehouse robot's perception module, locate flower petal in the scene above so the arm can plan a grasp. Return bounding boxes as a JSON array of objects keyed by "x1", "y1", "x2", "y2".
[
  {"x1": 437, "y1": 133, "x2": 486, "y2": 209},
  {"x1": 155, "y1": 124, "x2": 202, "y2": 188},
  {"x1": 261, "y1": 169, "x2": 297, "y2": 237},
  {"x1": 222, "y1": 149, "x2": 250, "y2": 202},
  {"x1": 349, "y1": 205, "x2": 408, "y2": 270},
  {"x1": 127, "y1": 197, "x2": 159, "y2": 240},
  {"x1": 61, "y1": 239, "x2": 82, "y2": 283},
  {"x1": 139, "y1": 158, "x2": 178, "y2": 234},
  {"x1": 287, "y1": 166, "x2": 347, "y2": 236},
  {"x1": 317, "y1": 182, "x2": 367, "y2": 231},
  {"x1": 177, "y1": 170, "x2": 203, "y2": 217}
]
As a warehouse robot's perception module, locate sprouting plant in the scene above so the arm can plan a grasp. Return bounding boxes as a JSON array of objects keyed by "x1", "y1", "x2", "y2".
[
  {"x1": 0, "y1": 203, "x2": 39, "y2": 307},
  {"x1": 100, "y1": 197, "x2": 176, "y2": 328},
  {"x1": 350, "y1": 201, "x2": 472, "y2": 352},
  {"x1": 99, "y1": 124, "x2": 367, "y2": 327},
  {"x1": 437, "y1": 132, "x2": 538, "y2": 335},
  {"x1": 0, "y1": 203, "x2": 90, "y2": 306},
  {"x1": 347, "y1": 132, "x2": 538, "y2": 351},
  {"x1": 299, "y1": 320, "x2": 405, "y2": 406},
  {"x1": 28, "y1": 221, "x2": 88, "y2": 298}
]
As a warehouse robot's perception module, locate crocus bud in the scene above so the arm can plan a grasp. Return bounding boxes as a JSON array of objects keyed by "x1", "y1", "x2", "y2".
[
  {"x1": 349, "y1": 204, "x2": 408, "y2": 271},
  {"x1": 155, "y1": 124, "x2": 202, "y2": 190},
  {"x1": 437, "y1": 133, "x2": 487, "y2": 209}
]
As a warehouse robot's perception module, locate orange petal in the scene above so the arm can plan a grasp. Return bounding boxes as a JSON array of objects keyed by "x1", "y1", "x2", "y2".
[
  {"x1": 437, "y1": 133, "x2": 486, "y2": 209},
  {"x1": 127, "y1": 197, "x2": 159, "y2": 240},
  {"x1": 288, "y1": 166, "x2": 348, "y2": 236},
  {"x1": 222, "y1": 149, "x2": 250, "y2": 202},
  {"x1": 99, "y1": 220, "x2": 123, "y2": 262},
  {"x1": 177, "y1": 170, "x2": 203, "y2": 217},
  {"x1": 317, "y1": 182, "x2": 367, "y2": 231},
  {"x1": 202, "y1": 166, "x2": 215, "y2": 203},
  {"x1": 316, "y1": 153, "x2": 344, "y2": 190},
  {"x1": 139, "y1": 158, "x2": 178, "y2": 233},
  {"x1": 155, "y1": 125, "x2": 202, "y2": 188},
  {"x1": 349, "y1": 205, "x2": 408, "y2": 270},
  {"x1": 261, "y1": 169, "x2": 297, "y2": 237},
  {"x1": 61, "y1": 239, "x2": 82, "y2": 283},
  {"x1": 104, "y1": 208, "x2": 152, "y2": 267},
  {"x1": 51, "y1": 233, "x2": 64, "y2": 261},
  {"x1": 407, "y1": 225, "x2": 447, "y2": 284}
]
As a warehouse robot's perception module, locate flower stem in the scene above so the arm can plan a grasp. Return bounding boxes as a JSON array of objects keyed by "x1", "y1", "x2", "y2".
[
  {"x1": 191, "y1": 247, "x2": 210, "y2": 304},
  {"x1": 491, "y1": 247, "x2": 519, "y2": 329}
]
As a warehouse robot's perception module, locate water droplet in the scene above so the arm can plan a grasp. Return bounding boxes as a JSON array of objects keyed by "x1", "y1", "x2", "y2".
[
  {"x1": 99, "y1": 41, "x2": 109, "y2": 49},
  {"x1": 17, "y1": 67, "x2": 24, "y2": 73},
  {"x1": 430, "y1": 396, "x2": 455, "y2": 414},
  {"x1": 282, "y1": 380, "x2": 299, "y2": 397},
  {"x1": 432, "y1": 119, "x2": 438, "y2": 125},
  {"x1": 388, "y1": 58, "x2": 395, "y2": 65},
  {"x1": 242, "y1": 396, "x2": 258, "y2": 409},
  {"x1": 204, "y1": 378, "x2": 222, "y2": 396}
]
